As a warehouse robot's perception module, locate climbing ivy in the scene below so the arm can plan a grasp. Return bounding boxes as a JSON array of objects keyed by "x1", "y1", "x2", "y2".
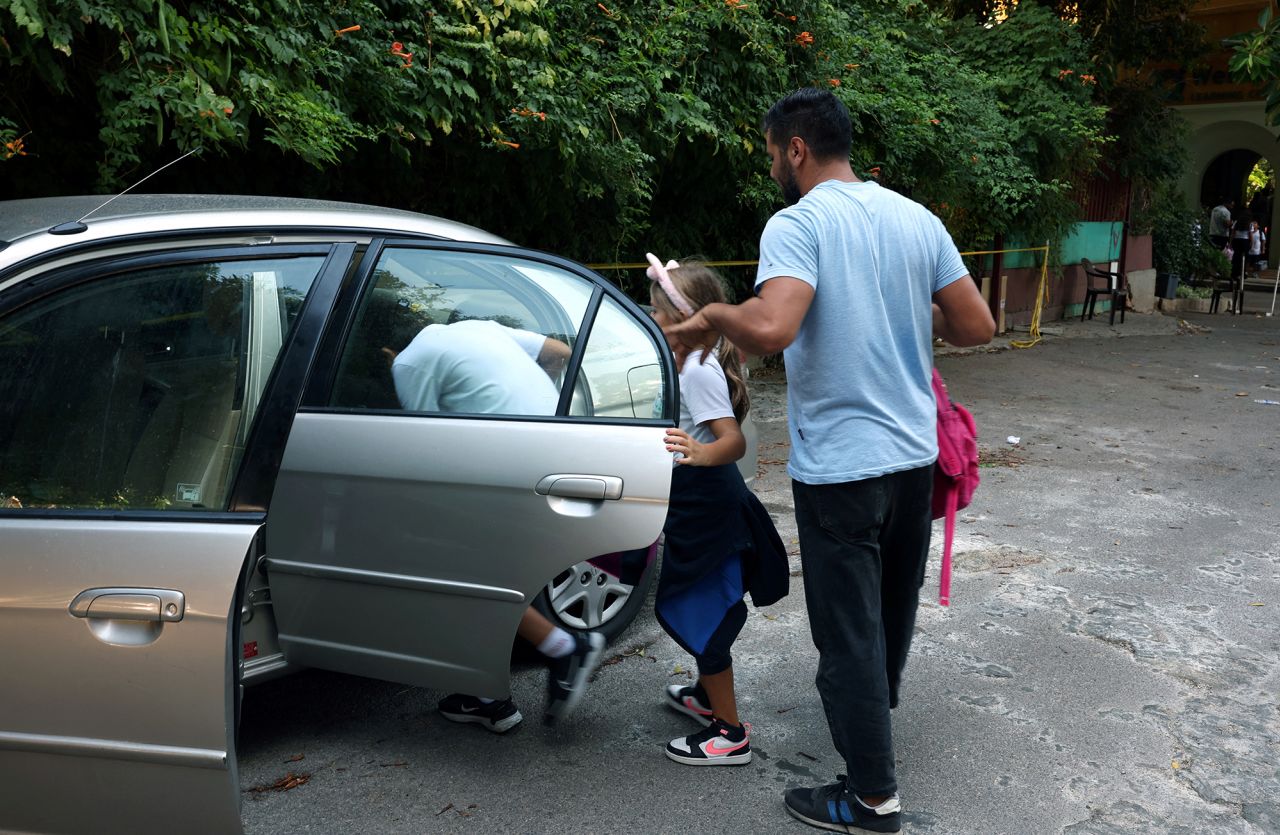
[{"x1": 2, "y1": 0, "x2": 1107, "y2": 283}]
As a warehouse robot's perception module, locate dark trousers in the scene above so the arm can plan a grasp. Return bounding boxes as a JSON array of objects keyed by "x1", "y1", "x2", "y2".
[
  {"x1": 1232, "y1": 239, "x2": 1249, "y2": 279},
  {"x1": 792, "y1": 465, "x2": 934, "y2": 797}
]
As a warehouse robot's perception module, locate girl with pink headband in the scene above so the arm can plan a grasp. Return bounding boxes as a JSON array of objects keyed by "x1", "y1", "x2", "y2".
[{"x1": 645, "y1": 253, "x2": 788, "y2": 767}]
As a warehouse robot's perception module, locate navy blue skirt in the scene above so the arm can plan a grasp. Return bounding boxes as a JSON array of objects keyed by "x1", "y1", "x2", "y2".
[{"x1": 655, "y1": 463, "x2": 788, "y2": 656}]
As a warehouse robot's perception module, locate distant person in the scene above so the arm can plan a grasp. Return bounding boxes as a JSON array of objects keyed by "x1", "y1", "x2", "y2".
[
  {"x1": 1231, "y1": 209, "x2": 1252, "y2": 286},
  {"x1": 369, "y1": 292, "x2": 605, "y2": 730},
  {"x1": 664, "y1": 87, "x2": 994, "y2": 833},
  {"x1": 644, "y1": 254, "x2": 788, "y2": 767},
  {"x1": 1210, "y1": 196, "x2": 1234, "y2": 253},
  {"x1": 1248, "y1": 218, "x2": 1265, "y2": 274}
]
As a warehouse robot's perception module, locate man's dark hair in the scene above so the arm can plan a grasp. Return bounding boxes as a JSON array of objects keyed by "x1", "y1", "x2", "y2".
[{"x1": 761, "y1": 87, "x2": 852, "y2": 161}]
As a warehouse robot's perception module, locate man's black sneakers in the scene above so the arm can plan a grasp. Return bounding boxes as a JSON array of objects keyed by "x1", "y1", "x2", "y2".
[
  {"x1": 544, "y1": 630, "x2": 606, "y2": 724},
  {"x1": 437, "y1": 693, "x2": 523, "y2": 733},
  {"x1": 784, "y1": 777, "x2": 902, "y2": 834}
]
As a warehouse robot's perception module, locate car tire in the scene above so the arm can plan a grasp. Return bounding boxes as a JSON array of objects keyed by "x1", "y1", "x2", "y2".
[{"x1": 530, "y1": 537, "x2": 661, "y2": 646}]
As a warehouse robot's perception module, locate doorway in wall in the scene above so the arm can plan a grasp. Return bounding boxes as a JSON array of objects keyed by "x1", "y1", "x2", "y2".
[{"x1": 1200, "y1": 149, "x2": 1262, "y2": 211}]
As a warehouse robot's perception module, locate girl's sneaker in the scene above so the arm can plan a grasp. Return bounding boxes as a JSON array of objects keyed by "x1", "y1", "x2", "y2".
[
  {"x1": 664, "y1": 683, "x2": 713, "y2": 726},
  {"x1": 437, "y1": 694, "x2": 523, "y2": 734},
  {"x1": 665, "y1": 718, "x2": 752, "y2": 766}
]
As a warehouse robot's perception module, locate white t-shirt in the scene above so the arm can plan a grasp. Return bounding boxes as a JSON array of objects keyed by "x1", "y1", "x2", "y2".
[
  {"x1": 391, "y1": 319, "x2": 558, "y2": 415},
  {"x1": 678, "y1": 349, "x2": 735, "y2": 447},
  {"x1": 1210, "y1": 204, "x2": 1232, "y2": 237}
]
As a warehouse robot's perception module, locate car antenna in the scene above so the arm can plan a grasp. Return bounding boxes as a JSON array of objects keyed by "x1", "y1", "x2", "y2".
[{"x1": 49, "y1": 146, "x2": 204, "y2": 235}]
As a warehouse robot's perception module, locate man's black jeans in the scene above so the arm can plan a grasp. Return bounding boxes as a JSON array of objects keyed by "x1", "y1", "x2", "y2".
[{"x1": 792, "y1": 465, "x2": 934, "y2": 797}]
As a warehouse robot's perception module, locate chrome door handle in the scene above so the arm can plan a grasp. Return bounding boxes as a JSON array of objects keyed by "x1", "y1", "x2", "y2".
[
  {"x1": 69, "y1": 588, "x2": 186, "y2": 622},
  {"x1": 535, "y1": 474, "x2": 624, "y2": 501}
]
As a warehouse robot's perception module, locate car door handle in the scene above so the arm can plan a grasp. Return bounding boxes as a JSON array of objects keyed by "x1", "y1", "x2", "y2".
[
  {"x1": 69, "y1": 588, "x2": 186, "y2": 623},
  {"x1": 535, "y1": 474, "x2": 624, "y2": 501}
]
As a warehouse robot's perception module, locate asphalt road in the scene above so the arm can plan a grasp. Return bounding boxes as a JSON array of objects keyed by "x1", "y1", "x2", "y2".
[{"x1": 238, "y1": 309, "x2": 1280, "y2": 834}]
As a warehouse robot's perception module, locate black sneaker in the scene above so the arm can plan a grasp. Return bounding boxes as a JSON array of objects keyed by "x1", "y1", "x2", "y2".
[
  {"x1": 783, "y1": 777, "x2": 901, "y2": 834},
  {"x1": 544, "y1": 630, "x2": 606, "y2": 724},
  {"x1": 666, "y1": 718, "x2": 752, "y2": 766},
  {"x1": 437, "y1": 694, "x2": 522, "y2": 734},
  {"x1": 664, "y1": 683, "x2": 714, "y2": 726}
]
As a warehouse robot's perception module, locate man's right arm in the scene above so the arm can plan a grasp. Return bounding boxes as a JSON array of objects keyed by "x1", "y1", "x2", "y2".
[
  {"x1": 663, "y1": 275, "x2": 813, "y2": 368},
  {"x1": 699, "y1": 276, "x2": 815, "y2": 357}
]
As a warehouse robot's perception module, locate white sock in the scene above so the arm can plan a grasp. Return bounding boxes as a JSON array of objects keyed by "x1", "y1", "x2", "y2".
[
  {"x1": 537, "y1": 627, "x2": 575, "y2": 658},
  {"x1": 477, "y1": 697, "x2": 495, "y2": 704}
]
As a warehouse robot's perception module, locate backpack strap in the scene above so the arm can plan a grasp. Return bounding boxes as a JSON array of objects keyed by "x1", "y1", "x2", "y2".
[{"x1": 940, "y1": 486, "x2": 957, "y2": 607}]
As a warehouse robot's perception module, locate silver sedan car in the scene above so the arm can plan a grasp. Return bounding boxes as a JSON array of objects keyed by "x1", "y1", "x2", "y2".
[{"x1": 0, "y1": 195, "x2": 705, "y2": 833}]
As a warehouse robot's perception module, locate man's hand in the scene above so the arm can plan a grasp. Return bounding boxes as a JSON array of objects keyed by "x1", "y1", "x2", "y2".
[{"x1": 662, "y1": 309, "x2": 719, "y2": 369}]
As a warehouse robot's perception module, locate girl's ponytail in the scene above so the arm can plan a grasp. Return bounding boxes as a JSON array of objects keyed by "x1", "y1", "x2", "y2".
[{"x1": 716, "y1": 339, "x2": 751, "y2": 424}]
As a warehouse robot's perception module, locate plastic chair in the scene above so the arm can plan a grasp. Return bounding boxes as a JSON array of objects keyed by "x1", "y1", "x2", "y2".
[
  {"x1": 1079, "y1": 258, "x2": 1129, "y2": 325},
  {"x1": 1209, "y1": 268, "x2": 1241, "y2": 314}
]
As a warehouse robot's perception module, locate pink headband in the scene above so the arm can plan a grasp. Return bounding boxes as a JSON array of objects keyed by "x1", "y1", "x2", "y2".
[{"x1": 645, "y1": 252, "x2": 695, "y2": 317}]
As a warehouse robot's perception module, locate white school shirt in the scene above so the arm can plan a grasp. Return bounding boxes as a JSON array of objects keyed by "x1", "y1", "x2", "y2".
[
  {"x1": 391, "y1": 319, "x2": 558, "y2": 415},
  {"x1": 673, "y1": 349, "x2": 735, "y2": 464}
]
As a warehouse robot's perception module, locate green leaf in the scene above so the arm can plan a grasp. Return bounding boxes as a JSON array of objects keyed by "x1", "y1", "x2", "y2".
[{"x1": 157, "y1": 1, "x2": 170, "y2": 56}]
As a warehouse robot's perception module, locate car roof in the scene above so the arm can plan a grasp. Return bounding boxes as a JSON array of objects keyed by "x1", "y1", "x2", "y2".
[{"x1": 0, "y1": 194, "x2": 511, "y2": 252}]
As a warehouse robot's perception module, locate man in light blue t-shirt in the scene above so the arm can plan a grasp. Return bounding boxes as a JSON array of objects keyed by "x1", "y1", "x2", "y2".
[{"x1": 665, "y1": 88, "x2": 994, "y2": 833}]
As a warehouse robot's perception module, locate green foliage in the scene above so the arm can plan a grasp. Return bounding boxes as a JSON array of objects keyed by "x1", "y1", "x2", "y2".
[
  {"x1": 1103, "y1": 79, "x2": 1188, "y2": 190},
  {"x1": 1194, "y1": 234, "x2": 1231, "y2": 281},
  {"x1": 930, "y1": 2, "x2": 1106, "y2": 250},
  {"x1": 936, "y1": 0, "x2": 1208, "y2": 79},
  {"x1": 1145, "y1": 183, "x2": 1201, "y2": 277},
  {"x1": 1227, "y1": 5, "x2": 1280, "y2": 127},
  {"x1": 1176, "y1": 281, "x2": 1211, "y2": 300},
  {"x1": 1, "y1": 0, "x2": 1116, "y2": 292}
]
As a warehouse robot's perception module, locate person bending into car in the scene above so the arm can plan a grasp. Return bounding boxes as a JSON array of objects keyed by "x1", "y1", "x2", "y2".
[{"x1": 370, "y1": 293, "x2": 605, "y2": 729}]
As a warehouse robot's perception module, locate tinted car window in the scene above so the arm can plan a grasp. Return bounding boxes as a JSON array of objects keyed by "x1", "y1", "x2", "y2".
[
  {"x1": 330, "y1": 247, "x2": 670, "y2": 421},
  {"x1": 331, "y1": 249, "x2": 586, "y2": 416},
  {"x1": 0, "y1": 255, "x2": 323, "y2": 510}
]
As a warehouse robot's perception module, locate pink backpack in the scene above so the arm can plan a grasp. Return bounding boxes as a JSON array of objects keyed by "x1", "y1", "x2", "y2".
[{"x1": 931, "y1": 369, "x2": 979, "y2": 607}]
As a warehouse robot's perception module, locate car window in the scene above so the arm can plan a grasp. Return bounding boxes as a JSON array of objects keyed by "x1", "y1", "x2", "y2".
[
  {"x1": 330, "y1": 247, "x2": 670, "y2": 422},
  {"x1": 0, "y1": 254, "x2": 323, "y2": 510},
  {"x1": 571, "y1": 296, "x2": 670, "y2": 420},
  {"x1": 331, "y1": 249, "x2": 586, "y2": 416}
]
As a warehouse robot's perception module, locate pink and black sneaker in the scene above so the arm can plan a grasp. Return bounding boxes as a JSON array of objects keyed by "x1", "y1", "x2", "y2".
[
  {"x1": 665, "y1": 718, "x2": 752, "y2": 766},
  {"x1": 664, "y1": 683, "x2": 714, "y2": 726}
]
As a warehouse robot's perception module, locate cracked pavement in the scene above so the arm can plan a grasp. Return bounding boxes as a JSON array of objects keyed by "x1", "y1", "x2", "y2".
[{"x1": 239, "y1": 310, "x2": 1279, "y2": 834}]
